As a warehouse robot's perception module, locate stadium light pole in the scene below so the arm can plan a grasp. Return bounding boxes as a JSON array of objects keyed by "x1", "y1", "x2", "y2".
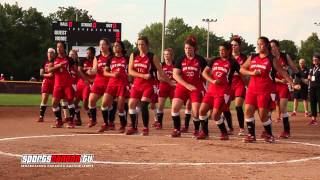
[
  {"x1": 161, "y1": 0, "x2": 167, "y2": 63},
  {"x1": 75, "y1": 9, "x2": 82, "y2": 46},
  {"x1": 202, "y1": 18, "x2": 217, "y2": 59},
  {"x1": 258, "y1": 0, "x2": 261, "y2": 37}
]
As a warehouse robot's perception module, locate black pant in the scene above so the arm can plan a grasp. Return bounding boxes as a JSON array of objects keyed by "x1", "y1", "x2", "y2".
[{"x1": 310, "y1": 86, "x2": 320, "y2": 117}]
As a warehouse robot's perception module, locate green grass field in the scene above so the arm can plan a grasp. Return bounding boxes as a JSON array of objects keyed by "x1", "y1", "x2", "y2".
[{"x1": 0, "y1": 93, "x2": 308, "y2": 112}]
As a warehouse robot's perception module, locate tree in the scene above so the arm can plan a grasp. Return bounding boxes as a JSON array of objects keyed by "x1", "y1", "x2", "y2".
[
  {"x1": 122, "y1": 39, "x2": 134, "y2": 56},
  {"x1": 48, "y1": 7, "x2": 94, "y2": 22},
  {"x1": 279, "y1": 40, "x2": 298, "y2": 61},
  {"x1": 0, "y1": 3, "x2": 51, "y2": 80},
  {"x1": 138, "y1": 22, "x2": 163, "y2": 56},
  {"x1": 138, "y1": 18, "x2": 225, "y2": 59},
  {"x1": 299, "y1": 33, "x2": 320, "y2": 65}
]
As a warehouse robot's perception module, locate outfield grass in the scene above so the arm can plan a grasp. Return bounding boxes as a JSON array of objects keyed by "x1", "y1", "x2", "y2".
[{"x1": 0, "y1": 93, "x2": 308, "y2": 112}]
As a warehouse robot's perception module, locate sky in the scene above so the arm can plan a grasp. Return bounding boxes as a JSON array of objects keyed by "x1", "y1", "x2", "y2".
[{"x1": 2, "y1": 0, "x2": 320, "y2": 47}]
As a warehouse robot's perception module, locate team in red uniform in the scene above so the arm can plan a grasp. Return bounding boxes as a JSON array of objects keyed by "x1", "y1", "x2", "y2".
[
  {"x1": 48, "y1": 42, "x2": 77, "y2": 128},
  {"x1": 153, "y1": 48, "x2": 176, "y2": 129},
  {"x1": 38, "y1": 48, "x2": 56, "y2": 122},
  {"x1": 74, "y1": 47, "x2": 95, "y2": 126},
  {"x1": 270, "y1": 40, "x2": 300, "y2": 138},
  {"x1": 171, "y1": 36, "x2": 207, "y2": 137},
  {"x1": 229, "y1": 36, "x2": 247, "y2": 136},
  {"x1": 87, "y1": 38, "x2": 112, "y2": 128},
  {"x1": 126, "y1": 36, "x2": 170, "y2": 136},
  {"x1": 198, "y1": 42, "x2": 240, "y2": 140},
  {"x1": 98, "y1": 41, "x2": 129, "y2": 133},
  {"x1": 240, "y1": 37, "x2": 298, "y2": 143}
]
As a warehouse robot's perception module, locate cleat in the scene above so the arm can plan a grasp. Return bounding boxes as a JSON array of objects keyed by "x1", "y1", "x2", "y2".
[
  {"x1": 193, "y1": 130, "x2": 199, "y2": 137},
  {"x1": 87, "y1": 119, "x2": 97, "y2": 128},
  {"x1": 243, "y1": 134, "x2": 256, "y2": 143},
  {"x1": 98, "y1": 123, "x2": 108, "y2": 133},
  {"x1": 291, "y1": 112, "x2": 296, "y2": 117},
  {"x1": 37, "y1": 117, "x2": 44, "y2": 122},
  {"x1": 75, "y1": 119, "x2": 82, "y2": 126},
  {"x1": 62, "y1": 118, "x2": 68, "y2": 123},
  {"x1": 260, "y1": 131, "x2": 267, "y2": 139},
  {"x1": 155, "y1": 122, "x2": 162, "y2": 130},
  {"x1": 196, "y1": 131, "x2": 208, "y2": 140},
  {"x1": 171, "y1": 129, "x2": 181, "y2": 138},
  {"x1": 51, "y1": 120, "x2": 63, "y2": 128},
  {"x1": 151, "y1": 121, "x2": 158, "y2": 127},
  {"x1": 126, "y1": 127, "x2": 138, "y2": 135},
  {"x1": 220, "y1": 133, "x2": 229, "y2": 140},
  {"x1": 108, "y1": 122, "x2": 115, "y2": 130},
  {"x1": 180, "y1": 127, "x2": 189, "y2": 133},
  {"x1": 227, "y1": 128, "x2": 234, "y2": 135},
  {"x1": 264, "y1": 134, "x2": 275, "y2": 143},
  {"x1": 238, "y1": 128, "x2": 245, "y2": 136},
  {"x1": 279, "y1": 131, "x2": 290, "y2": 139},
  {"x1": 305, "y1": 112, "x2": 310, "y2": 117},
  {"x1": 119, "y1": 126, "x2": 126, "y2": 133},
  {"x1": 141, "y1": 127, "x2": 149, "y2": 136},
  {"x1": 66, "y1": 117, "x2": 75, "y2": 128},
  {"x1": 309, "y1": 119, "x2": 318, "y2": 126}
]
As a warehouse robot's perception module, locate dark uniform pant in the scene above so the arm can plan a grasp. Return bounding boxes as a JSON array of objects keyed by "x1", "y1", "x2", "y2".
[{"x1": 310, "y1": 86, "x2": 320, "y2": 117}]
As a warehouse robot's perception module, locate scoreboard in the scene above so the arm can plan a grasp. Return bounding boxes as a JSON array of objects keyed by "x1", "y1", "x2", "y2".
[{"x1": 52, "y1": 21, "x2": 121, "y2": 45}]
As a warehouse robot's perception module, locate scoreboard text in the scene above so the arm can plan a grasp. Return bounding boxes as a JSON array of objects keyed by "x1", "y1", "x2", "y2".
[{"x1": 52, "y1": 21, "x2": 121, "y2": 44}]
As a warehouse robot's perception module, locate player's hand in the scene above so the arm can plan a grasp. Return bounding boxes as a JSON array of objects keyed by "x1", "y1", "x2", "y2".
[
  {"x1": 292, "y1": 84, "x2": 301, "y2": 90},
  {"x1": 213, "y1": 79, "x2": 220, "y2": 85},
  {"x1": 142, "y1": 74, "x2": 151, "y2": 80},
  {"x1": 186, "y1": 84, "x2": 196, "y2": 91},
  {"x1": 48, "y1": 73, "x2": 53, "y2": 77},
  {"x1": 113, "y1": 72, "x2": 120, "y2": 78},
  {"x1": 170, "y1": 81, "x2": 176, "y2": 87},
  {"x1": 55, "y1": 63, "x2": 62, "y2": 68},
  {"x1": 251, "y1": 69, "x2": 261, "y2": 76}
]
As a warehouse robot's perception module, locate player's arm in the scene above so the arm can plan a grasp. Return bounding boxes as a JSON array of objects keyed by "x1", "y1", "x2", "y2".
[
  {"x1": 77, "y1": 60, "x2": 90, "y2": 83},
  {"x1": 273, "y1": 57, "x2": 299, "y2": 89},
  {"x1": 104, "y1": 65, "x2": 118, "y2": 78},
  {"x1": 153, "y1": 55, "x2": 174, "y2": 86},
  {"x1": 40, "y1": 67, "x2": 53, "y2": 78},
  {"x1": 87, "y1": 57, "x2": 98, "y2": 75},
  {"x1": 128, "y1": 53, "x2": 149, "y2": 79},
  {"x1": 173, "y1": 68, "x2": 194, "y2": 91},
  {"x1": 287, "y1": 54, "x2": 299, "y2": 73},
  {"x1": 240, "y1": 56, "x2": 260, "y2": 76},
  {"x1": 202, "y1": 66, "x2": 217, "y2": 84},
  {"x1": 47, "y1": 61, "x2": 61, "y2": 73}
]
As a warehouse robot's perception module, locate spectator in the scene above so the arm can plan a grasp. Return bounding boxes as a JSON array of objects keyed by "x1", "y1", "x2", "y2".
[
  {"x1": 0, "y1": 74, "x2": 5, "y2": 81},
  {"x1": 291, "y1": 59, "x2": 310, "y2": 117}
]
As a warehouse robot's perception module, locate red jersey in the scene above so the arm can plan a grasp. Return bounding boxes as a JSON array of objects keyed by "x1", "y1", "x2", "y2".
[
  {"x1": 248, "y1": 54, "x2": 274, "y2": 94},
  {"x1": 78, "y1": 58, "x2": 94, "y2": 84},
  {"x1": 159, "y1": 63, "x2": 175, "y2": 87},
  {"x1": 276, "y1": 53, "x2": 289, "y2": 81},
  {"x1": 53, "y1": 56, "x2": 74, "y2": 86},
  {"x1": 174, "y1": 54, "x2": 207, "y2": 87},
  {"x1": 132, "y1": 52, "x2": 156, "y2": 88},
  {"x1": 107, "y1": 56, "x2": 129, "y2": 86},
  {"x1": 93, "y1": 54, "x2": 110, "y2": 86},
  {"x1": 232, "y1": 54, "x2": 246, "y2": 87},
  {"x1": 41, "y1": 59, "x2": 54, "y2": 81},
  {"x1": 207, "y1": 58, "x2": 239, "y2": 96}
]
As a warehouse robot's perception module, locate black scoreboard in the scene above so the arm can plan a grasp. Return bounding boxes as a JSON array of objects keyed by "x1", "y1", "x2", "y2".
[{"x1": 52, "y1": 21, "x2": 121, "y2": 45}]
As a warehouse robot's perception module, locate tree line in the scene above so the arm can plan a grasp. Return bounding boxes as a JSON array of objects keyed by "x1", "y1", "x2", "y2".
[{"x1": 0, "y1": 3, "x2": 320, "y2": 80}]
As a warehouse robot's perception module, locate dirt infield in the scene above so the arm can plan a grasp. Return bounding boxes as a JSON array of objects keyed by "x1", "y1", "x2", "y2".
[{"x1": 0, "y1": 106, "x2": 320, "y2": 180}]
